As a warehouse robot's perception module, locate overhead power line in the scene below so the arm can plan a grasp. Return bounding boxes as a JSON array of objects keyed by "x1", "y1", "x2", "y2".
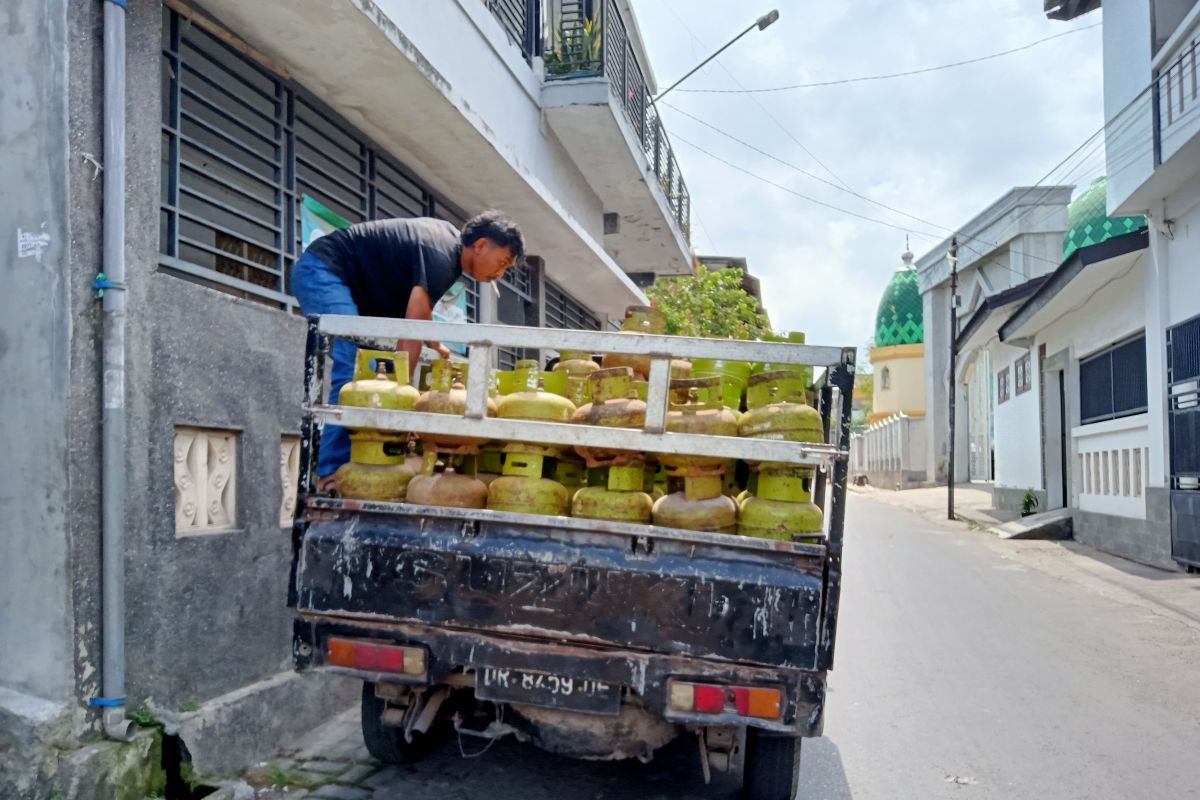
[
  {"x1": 664, "y1": 100, "x2": 951, "y2": 238},
  {"x1": 678, "y1": 23, "x2": 1100, "y2": 94},
  {"x1": 661, "y1": 0, "x2": 854, "y2": 191},
  {"x1": 670, "y1": 133, "x2": 948, "y2": 240}
]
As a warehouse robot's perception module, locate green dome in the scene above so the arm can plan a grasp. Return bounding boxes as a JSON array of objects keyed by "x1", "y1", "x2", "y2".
[
  {"x1": 1063, "y1": 177, "x2": 1147, "y2": 260},
  {"x1": 874, "y1": 252, "x2": 924, "y2": 347}
]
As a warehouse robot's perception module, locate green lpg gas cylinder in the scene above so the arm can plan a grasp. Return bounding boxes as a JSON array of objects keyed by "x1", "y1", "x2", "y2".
[
  {"x1": 737, "y1": 468, "x2": 823, "y2": 542},
  {"x1": 570, "y1": 463, "x2": 653, "y2": 524}
]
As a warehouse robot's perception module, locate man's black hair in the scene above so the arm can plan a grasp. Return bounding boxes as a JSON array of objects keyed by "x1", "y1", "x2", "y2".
[{"x1": 461, "y1": 210, "x2": 525, "y2": 263}]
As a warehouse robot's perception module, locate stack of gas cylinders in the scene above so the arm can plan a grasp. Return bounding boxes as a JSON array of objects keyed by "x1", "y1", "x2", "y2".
[{"x1": 331, "y1": 306, "x2": 826, "y2": 542}]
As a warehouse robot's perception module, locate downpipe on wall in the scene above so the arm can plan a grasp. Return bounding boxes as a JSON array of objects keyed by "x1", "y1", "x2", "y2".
[{"x1": 94, "y1": 0, "x2": 134, "y2": 741}]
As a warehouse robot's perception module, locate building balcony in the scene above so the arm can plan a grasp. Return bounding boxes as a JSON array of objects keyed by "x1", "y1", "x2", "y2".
[
  {"x1": 540, "y1": 0, "x2": 693, "y2": 277},
  {"x1": 185, "y1": 0, "x2": 647, "y2": 322},
  {"x1": 1109, "y1": 1, "x2": 1200, "y2": 213},
  {"x1": 1155, "y1": 4, "x2": 1200, "y2": 166}
]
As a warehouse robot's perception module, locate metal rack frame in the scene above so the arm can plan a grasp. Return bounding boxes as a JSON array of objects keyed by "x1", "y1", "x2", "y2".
[{"x1": 295, "y1": 314, "x2": 856, "y2": 667}]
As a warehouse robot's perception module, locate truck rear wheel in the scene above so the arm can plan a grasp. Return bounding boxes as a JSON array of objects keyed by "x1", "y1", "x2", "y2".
[
  {"x1": 360, "y1": 682, "x2": 430, "y2": 764},
  {"x1": 742, "y1": 728, "x2": 801, "y2": 800}
]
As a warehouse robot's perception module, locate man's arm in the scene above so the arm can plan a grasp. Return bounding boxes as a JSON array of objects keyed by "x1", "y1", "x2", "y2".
[{"x1": 398, "y1": 287, "x2": 449, "y2": 373}]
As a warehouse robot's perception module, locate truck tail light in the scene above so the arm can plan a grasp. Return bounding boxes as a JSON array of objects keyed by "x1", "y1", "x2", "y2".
[
  {"x1": 667, "y1": 681, "x2": 782, "y2": 720},
  {"x1": 326, "y1": 638, "x2": 427, "y2": 676}
]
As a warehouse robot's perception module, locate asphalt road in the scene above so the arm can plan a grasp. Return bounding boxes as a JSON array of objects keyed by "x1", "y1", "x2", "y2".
[{"x1": 295, "y1": 495, "x2": 1200, "y2": 799}]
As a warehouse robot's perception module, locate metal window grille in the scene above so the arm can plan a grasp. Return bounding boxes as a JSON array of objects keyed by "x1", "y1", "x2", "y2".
[
  {"x1": 160, "y1": 7, "x2": 475, "y2": 320},
  {"x1": 997, "y1": 367, "x2": 1011, "y2": 404},
  {"x1": 544, "y1": 279, "x2": 600, "y2": 331},
  {"x1": 483, "y1": 0, "x2": 540, "y2": 61},
  {"x1": 1080, "y1": 333, "x2": 1148, "y2": 424},
  {"x1": 1168, "y1": 314, "x2": 1200, "y2": 488}
]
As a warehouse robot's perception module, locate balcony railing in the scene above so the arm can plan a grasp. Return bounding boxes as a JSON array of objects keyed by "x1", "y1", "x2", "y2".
[
  {"x1": 545, "y1": 0, "x2": 691, "y2": 240},
  {"x1": 1154, "y1": 9, "x2": 1200, "y2": 164}
]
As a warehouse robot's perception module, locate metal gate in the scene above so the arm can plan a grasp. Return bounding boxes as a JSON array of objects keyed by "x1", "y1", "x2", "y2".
[{"x1": 1167, "y1": 313, "x2": 1200, "y2": 568}]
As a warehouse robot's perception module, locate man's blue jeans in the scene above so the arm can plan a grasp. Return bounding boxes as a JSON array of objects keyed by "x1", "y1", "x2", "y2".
[{"x1": 291, "y1": 250, "x2": 358, "y2": 477}]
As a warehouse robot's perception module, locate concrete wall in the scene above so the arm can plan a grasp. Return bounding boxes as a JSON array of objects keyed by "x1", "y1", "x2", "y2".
[
  {"x1": 1075, "y1": 488, "x2": 1175, "y2": 569},
  {"x1": 1102, "y1": 0, "x2": 1156, "y2": 213},
  {"x1": 993, "y1": 487, "x2": 1047, "y2": 514},
  {"x1": 868, "y1": 345, "x2": 925, "y2": 421},
  {"x1": 991, "y1": 342, "x2": 1043, "y2": 492},
  {"x1": 126, "y1": 281, "x2": 306, "y2": 704},
  {"x1": 923, "y1": 284, "x2": 952, "y2": 481},
  {"x1": 0, "y1": 0, "x2": 74, "y2": 704}
]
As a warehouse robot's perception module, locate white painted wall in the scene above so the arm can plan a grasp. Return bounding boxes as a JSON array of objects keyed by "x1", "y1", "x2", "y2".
[
  {"x1": 1159, "y1": 172, "x2": 1200, "y2": 327},
  {"x1": 372, "y1": 0, "x2": 605, "y2": 236},
  {"x1": 1138, "y1": 170, "x2": 1200, "y2": 486},
  {"x1": 1102, "y1": 0, "x2": 1156, "y2": 213},
  {"x1": 1035, "y1": 257, "x2": 1148, "y2": 364},
  {"x1": 1034, "y1": 254, "x2": 1151, "y2": 505},
  {"x1": 1073, "y1": 415, "x2": 1151, "y2": 518},
  {"x1": 991, "y1": 342, "x2": 1043, "y2": 491},
  {"x1": 923, "y1": 284, "x2": 951, "y2": 481}
]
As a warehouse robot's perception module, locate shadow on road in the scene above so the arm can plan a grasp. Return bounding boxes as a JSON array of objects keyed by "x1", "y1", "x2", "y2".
[{"x1": 372, "y1": 730, "x2": 853, "y2": 799}]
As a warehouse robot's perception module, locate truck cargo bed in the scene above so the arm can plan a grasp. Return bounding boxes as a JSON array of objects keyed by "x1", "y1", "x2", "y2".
[{"x1": 295, "y1": 499, "x2": 830, "y2": 669}]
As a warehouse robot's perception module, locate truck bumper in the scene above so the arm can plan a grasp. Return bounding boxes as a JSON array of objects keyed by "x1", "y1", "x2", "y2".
[{"x1": 294, "y1": 615, "x2": 826, "y2": 737}]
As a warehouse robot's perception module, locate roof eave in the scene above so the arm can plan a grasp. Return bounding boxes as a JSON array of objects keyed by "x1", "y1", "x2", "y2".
[
  {"x1": 998, "y1": 230, "x2": 1149, "y2": 342},
  {"x1": 1044, "y1": 0, "x2": 1102, "y2": 21},
  {"x1": 954, "y1": 275, "x2": 1050, "y2": 351}
]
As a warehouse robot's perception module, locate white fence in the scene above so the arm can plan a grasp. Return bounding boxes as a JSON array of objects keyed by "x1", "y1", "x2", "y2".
[{"x1": 850, "y1": 413, "x2": 928, "y2": 489}]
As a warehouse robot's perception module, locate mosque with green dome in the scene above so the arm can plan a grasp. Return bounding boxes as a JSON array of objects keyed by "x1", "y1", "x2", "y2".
[{"x1": 868, "y1": 247, "x2": 926, "y2": 424}]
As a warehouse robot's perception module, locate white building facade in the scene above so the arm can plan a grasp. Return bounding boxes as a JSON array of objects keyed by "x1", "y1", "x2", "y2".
[
  {"x1": 1034, "y1": 0, "x2": 1200, "y2": 570},
  {"x1": 917, "y1": 187, "x2": 1073, "y2": 510}
]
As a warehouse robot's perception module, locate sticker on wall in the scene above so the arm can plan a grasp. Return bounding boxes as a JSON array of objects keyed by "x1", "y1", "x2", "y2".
[
  {"x1": 17, "y1": 224, "x2": 51, "y2": 263},
  {"x1": 300, "y1": 195, "x2": 351, "y2": 249}
]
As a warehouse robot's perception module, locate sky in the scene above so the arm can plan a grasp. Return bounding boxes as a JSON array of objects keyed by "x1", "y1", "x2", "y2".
[{"x1": 629, "y1": 0, "x2": 1105, "y2": 354}]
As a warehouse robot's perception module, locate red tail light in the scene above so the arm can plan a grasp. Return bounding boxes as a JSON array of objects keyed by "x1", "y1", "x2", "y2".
[
  {"x1": 667, "y1": 680, "x2": 783, "y2": 720},
  {"x1": 326, "y1": 638, "x2": 427, "y2": 676}
]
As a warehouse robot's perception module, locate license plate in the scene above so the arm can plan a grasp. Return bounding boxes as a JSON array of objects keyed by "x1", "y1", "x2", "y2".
[{"x1": 475, "y1": 667, "x2": 621, "y2": 715}]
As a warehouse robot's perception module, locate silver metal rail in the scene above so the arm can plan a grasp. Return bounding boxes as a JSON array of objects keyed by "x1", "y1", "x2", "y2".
[{"x1": 309, "y1": 316, "x2": 855, "y2": 469}]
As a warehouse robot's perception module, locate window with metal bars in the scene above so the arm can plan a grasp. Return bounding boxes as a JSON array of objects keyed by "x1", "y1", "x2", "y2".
[
  {"x1": 1015, "y1": 353, "x2": 1032, "y2": 396},
  {"x1": 482, "y1": 0, "x2": 540, "y2": 61},
  {"x1": 159, "y1": 6, "x2": 476, "y2": 320},
  {"x1": 1080, "y1": 333, "x2": 1148, "y2": 424},
  {"x1": 544, "y1": 279, "x2": 600, "y2": 331}
]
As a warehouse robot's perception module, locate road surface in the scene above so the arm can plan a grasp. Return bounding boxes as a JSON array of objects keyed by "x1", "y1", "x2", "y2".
[{"x1": 263, "y1": 494, "x2": 1200, "y2": 799}]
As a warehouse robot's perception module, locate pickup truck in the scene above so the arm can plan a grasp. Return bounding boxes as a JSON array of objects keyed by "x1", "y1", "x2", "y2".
[{"x1": 289, "y1": 315, "x2": 855, "y2": 799}]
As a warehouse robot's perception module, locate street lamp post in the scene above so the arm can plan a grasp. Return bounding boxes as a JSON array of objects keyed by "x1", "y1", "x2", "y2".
[
  {"x1": 947, "y1": 238, "x2": 959, "y2": 521},
  {"x1": 652, "y1": 10, "x2": 780, "y2": 104}
]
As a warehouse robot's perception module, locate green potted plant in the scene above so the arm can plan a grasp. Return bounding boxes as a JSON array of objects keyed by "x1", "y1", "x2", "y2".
[
  {"x1": 1020, "y1": 489, "x2": 1039, "y2": 517},
  {"x1": 544, "y1": 14, "x2": 602, "y2": 76}
]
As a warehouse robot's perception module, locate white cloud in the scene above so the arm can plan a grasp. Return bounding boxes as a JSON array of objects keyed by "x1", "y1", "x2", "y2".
[{"x1": 632, "y1": 0, "x2": 1104, "y2": 351}]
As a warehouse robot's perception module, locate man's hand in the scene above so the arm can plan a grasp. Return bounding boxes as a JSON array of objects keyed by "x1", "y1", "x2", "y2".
[{"x1": 429, "y1": 341, "x2": 451, "y2": 360}]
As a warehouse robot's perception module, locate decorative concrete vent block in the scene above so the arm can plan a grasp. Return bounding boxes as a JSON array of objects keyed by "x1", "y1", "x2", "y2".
[
  {"x1": 280, "y1": 435, "x2": 301, "y2": 526},
  {"x1": 175, "y1": 426, "x2": 238, "y2": 535}
]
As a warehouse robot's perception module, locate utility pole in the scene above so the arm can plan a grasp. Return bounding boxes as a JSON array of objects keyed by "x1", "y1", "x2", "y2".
[{"x1": 947, "y1": 237, "x2": 959, "y2": 520}]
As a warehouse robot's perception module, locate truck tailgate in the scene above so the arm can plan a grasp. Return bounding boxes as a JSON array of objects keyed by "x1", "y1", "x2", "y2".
[{"x1": 294, "y1": 500, "x2": 828, "y2": 670}]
